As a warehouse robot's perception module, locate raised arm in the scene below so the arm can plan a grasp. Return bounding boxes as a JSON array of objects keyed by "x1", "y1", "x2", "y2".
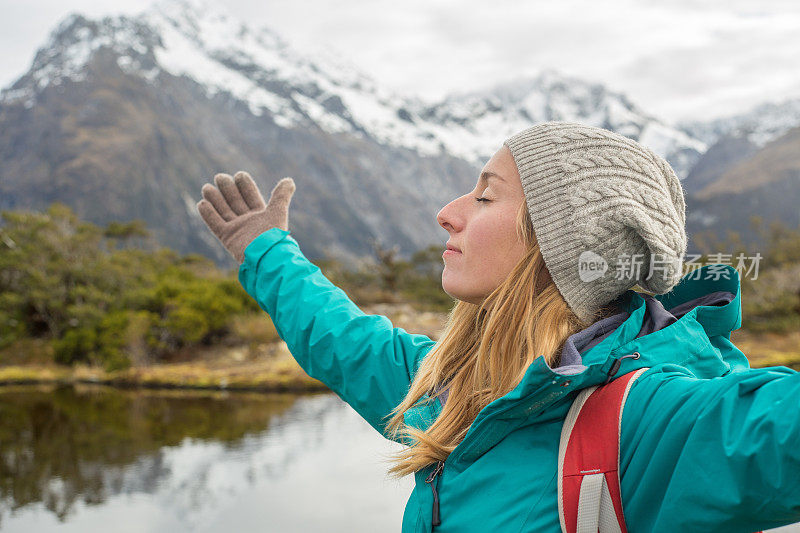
[
  {"x1": 196, "y1": 172, "x2": 436, "y2": 439},
  {"x1": 239, "y1": 227, "x2": 436, "y2": 437},
  {"x1": 619, "y1": 365, "x2": 800, "y2": 532}
]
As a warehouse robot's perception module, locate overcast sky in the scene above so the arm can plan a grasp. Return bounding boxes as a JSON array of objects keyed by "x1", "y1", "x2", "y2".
[{"x1": 2, "y1": 0, "x2": 800, "y2": 124}]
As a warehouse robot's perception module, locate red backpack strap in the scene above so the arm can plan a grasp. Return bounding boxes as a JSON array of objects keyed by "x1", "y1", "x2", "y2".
[
  {"x1": 557, "y1": 367, "x2": 649, "y2": 533},
  {"x1": 557, "y1": 368, "x2": 764, "y2": 533}
]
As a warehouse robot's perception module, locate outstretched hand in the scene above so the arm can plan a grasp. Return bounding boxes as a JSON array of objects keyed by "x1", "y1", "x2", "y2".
[{"x1": 196, "y1": 171, "x2": 295, "y2": 264}]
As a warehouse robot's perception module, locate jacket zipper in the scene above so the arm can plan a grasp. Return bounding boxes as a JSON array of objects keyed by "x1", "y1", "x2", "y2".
[{"x1": 425, "y1": 460, "x2": 445, "y2": 528}]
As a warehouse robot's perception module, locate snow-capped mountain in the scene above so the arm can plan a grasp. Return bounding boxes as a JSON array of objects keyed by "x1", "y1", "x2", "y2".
[
  {"x1": 1, "y1": 0, "x2": 705, "y2": 176},
  {"x1": 2, "y1": 0, "x2": 796, "y2": 265},
  {"x1": 410, "y1": 72, "x2": 707, "y2": 178},
  {"x1": 0, "y1": 0, "x2": 412, "y2": 133},
  {"x1": 0, "y1": 0, "x2": 480, "y2": 265},
  {"x1": 676, "y1": 98, "x2": 800, "y2": 253},
  {"x1": 679, "y1": 98, "x2": 800, "y2": 149}
]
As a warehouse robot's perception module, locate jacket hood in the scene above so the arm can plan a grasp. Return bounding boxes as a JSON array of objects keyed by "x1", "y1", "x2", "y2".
[
  {"x1": 552, "y1": 266, "x2": 746, "y2": 379},
  {"x1": 423, "y1": 264, "x2": 749, "y2": 464}
]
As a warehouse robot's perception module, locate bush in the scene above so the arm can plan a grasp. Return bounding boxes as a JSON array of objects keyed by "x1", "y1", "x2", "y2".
[
  {"x1": 1, "y1": 202, "x2": 452, "y2": 370},
  {"x1": 54, "y1": 328, "x2": 98, "y2": 366},
  {"x1": 741, "y1": 263, "x2": 800, "y2": 333},
  {"x1": 54, "y1": 310, "x2": 139, "y2": 371},
  {"x1": 0, "y1": 203, "x2": 256, "y2": 368},
  {"x1": 698, "y1": 217, "x2": 800, "y2": 334}
]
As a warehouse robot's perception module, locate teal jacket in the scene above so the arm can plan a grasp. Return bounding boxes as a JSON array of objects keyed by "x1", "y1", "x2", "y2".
[{"x1": 239, "y1": 228, "x2": 800, "y2": 533}]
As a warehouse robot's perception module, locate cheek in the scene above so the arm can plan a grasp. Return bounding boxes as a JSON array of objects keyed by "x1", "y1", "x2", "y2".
[
  {"x1": 474, "y1": 213, "x2": 507, "y2": 240},
  {"x1": 480, "y1": 213, "x2": 520, "y2": 252}
]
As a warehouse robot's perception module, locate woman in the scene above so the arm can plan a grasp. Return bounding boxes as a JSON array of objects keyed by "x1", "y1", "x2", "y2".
[{"x1": 196, "y1": 121, "x2": 800, "y2": 532}]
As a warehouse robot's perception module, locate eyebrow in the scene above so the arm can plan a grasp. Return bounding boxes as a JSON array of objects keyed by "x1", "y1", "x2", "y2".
[{"x1": 479, "y1": 171, "x2": 506, "y2": 183}]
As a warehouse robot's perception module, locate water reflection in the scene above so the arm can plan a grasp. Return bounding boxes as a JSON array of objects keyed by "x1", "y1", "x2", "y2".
[
  {"x1": 0, "y1": 384, "x2": 411, "y2": 532},
  {"x1": 2, "y1": 384, "x2": 800, "y2": 532}
]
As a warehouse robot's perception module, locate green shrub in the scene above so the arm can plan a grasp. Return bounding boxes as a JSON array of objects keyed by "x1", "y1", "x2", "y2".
[
  {"x1": 54, "y1": 328, "x2": 98, "y2": 365},
  {"x1": 0, "y1": 203, "x2": 259, "y2": 368}
]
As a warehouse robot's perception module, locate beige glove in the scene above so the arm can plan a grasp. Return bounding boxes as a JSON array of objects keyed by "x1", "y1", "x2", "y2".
[{"x1": 196, "y1": 171, "x2": 296, "y2": 264}]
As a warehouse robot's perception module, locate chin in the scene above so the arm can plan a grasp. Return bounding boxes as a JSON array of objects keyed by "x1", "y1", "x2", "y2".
[{"x1": 442, "y1": 283, "x2": 482, "y2": 305}]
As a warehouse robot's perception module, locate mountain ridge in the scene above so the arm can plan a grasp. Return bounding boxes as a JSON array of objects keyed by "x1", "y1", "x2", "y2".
[
  {"x1": 2, "y1": 0, "x2": 799, "y2": 267},
  {"x1": 1, "y1": 0, "x2": 709, "y2": 173}
]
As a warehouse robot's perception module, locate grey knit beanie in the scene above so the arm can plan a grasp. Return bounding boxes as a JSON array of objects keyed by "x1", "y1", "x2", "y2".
[{"x1": 503, "y1": 121, "x2": 687, "y2": 324}]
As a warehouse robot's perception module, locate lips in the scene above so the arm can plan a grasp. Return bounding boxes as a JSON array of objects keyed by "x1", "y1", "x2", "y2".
[{"x1": 445, "y1": 243, "x2": 462, "y2": 253}]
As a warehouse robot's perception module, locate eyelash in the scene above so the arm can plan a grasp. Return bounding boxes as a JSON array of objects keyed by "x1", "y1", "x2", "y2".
[{"x1": 475, "y1": 197, "x2": 490, "y2": 203}]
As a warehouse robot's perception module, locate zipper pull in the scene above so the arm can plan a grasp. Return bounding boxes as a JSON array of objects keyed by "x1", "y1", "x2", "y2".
[{"x1": 425, "y1": 460, "x2": 445, "y2": 527}]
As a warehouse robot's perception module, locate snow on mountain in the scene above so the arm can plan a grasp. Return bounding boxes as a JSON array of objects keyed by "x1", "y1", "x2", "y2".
[
  {"x1": 0, "y1": 0, "x2": 428, "y2": 142},
  {"x1": 0, "y1": 14, "x2": 160, "y2": 107},
  {"x1": 410, "y1": 72, "x2": 707, "y2": 176},
  {"x1": 1, "y1": 0, "x2": 706, "y2": 177},
  {"x1": 679, "y1": 97, "x2": 800, "y2": 148},
  {"x1": 142, "y1": 0, "x2": 423, "y2": 136}
]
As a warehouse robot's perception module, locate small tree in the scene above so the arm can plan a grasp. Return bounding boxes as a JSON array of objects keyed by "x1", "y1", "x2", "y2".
[{"x1": 370, "y1": 238, "x2": 411, "y2": 300}]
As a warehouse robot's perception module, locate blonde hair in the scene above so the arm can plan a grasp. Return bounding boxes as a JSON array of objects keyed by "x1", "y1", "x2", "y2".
[{"x1": 384, "y1": 200, "x2": 619, "y2": 478}]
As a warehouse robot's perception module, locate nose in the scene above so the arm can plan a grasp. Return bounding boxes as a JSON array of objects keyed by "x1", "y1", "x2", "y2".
[{"x1": 437, "y1": 194, "x2": 466, "y2": 232}]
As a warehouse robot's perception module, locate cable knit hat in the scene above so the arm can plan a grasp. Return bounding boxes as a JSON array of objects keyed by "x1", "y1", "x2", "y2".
[{"x1": 503, "y1": 121, "x2": 687, "y2": 324}]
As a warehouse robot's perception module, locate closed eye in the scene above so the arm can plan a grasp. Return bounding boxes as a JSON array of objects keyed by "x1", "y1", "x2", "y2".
[{"x1": 475, "y1": 197, "x2": 490, "y2": 203}]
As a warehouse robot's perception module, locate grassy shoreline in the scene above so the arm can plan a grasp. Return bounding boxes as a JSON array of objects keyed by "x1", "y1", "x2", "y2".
[
  {"x1": 1, "y1": 319, "x2": 797, "y2": 393},
  {"x1": 0, "y1": 304, "x2": 448, "y2": 393},
  {"x1": 0, "y1": 364, "x2": 329, "y2": 393},
  {"x1": 0, "y1": 341, "x2": 329, "y2": 393}
]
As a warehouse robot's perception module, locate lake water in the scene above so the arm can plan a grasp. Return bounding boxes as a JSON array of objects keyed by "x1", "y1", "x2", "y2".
[
  {"x1": 0, "y1": 384, "x2": 797, "y2": 532},
  {"x1": 0, "y1": 384, "x2": 412, "y2": 532}
]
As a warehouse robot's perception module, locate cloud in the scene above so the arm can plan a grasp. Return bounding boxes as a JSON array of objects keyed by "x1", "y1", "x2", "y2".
[{"x1": 1, "y1": 0, "x2": 799, "y2": 123}]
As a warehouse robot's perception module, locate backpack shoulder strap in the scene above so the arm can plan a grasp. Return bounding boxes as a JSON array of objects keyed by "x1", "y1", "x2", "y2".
[
  {"x1": 557, "y1": 367, "x2": 650, "y2": 533},
  {"x1": 557, "y1": 368, "x2": 765, "y2": 533}
]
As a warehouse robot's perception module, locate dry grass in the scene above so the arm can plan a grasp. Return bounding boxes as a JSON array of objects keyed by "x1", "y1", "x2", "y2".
[
  {"x1": 0, "y1": 303, "x2": 447, "y2": 392},
  {"x1": 0, "y1": 338, "x2": 54, "y2": 365},
  {"x1": 5, "y1": 305, "x2": 793, "y2": 391},
  {"x1": 228, "y1": 313, "x2": 281, "y2": 344},
  {"x1": 732, "y1": 330, "x2": 800, "y2": 369},
  {"x1": 360, "y1": 302, "x2": 448, "y2": 340},
  {"x1": 0, "y1": 365, "x2": 72, "y2": 383},
  {"x1": 0, "y1": 341, "x2": 326, "y2": 392}
]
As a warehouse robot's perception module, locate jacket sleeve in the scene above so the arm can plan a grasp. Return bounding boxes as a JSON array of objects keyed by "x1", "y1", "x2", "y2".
[
  {"x1": 620, "y1": 364, "x2": 800, "y2": 532},
  {"x1": 237, "y1": 228, "x2": 437, "y2": 439}
]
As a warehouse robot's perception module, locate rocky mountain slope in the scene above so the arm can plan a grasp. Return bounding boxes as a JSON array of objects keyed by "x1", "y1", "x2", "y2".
[
  {"x1": 1, "y1": 0, "x2": 798, "y2": 266},
  {"x1": 0, "y1": 1, "x2": 477, "y2": 266},
  {"x1": 686, "y1": 126, "x2": 800, "y2": 252},
  {"x1": 0, "y1": 0, "x2": 713, "y2": 266}
]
